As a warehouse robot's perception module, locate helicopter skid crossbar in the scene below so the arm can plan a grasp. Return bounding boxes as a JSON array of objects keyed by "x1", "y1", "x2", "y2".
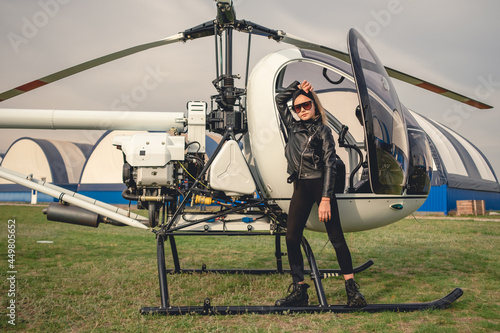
[
  {"x1": 163, "y1": 230, "x2": 373, "y2": 277},
  {"x1": 164, "y1": 259, "x2": 373, "y2": 277},
  {"x1": 140, "y1": 287, "x2": 463, "y2": 315}
]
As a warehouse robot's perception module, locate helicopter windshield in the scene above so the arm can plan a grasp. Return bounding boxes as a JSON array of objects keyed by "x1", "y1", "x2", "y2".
[{"x1": 348, "y1": 29, "x2": 409, "y2": 195}]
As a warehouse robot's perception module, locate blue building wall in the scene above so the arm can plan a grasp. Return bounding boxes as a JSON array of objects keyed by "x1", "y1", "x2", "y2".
[
  {"x1": 417, "y1": 185, "x2": 448, "y2": 213},
  {"x1": 0, "y1": 184, "x2": 126, "y2": 204},
  {"x1": 0, "y1": 184, "x2": 76, "y2": 203},
  {"x1": 77, "y1": 184, "x2": 128, "y2": 205},
  {"x1": 0, "y1": 191, "x2": 55, "y2": 203},
  {"x1": 447, "y1": 187, "x2": 500, "y2": 211},
  {"x1": 417, "y1": 184, "x2": 500, "y2": 214}
]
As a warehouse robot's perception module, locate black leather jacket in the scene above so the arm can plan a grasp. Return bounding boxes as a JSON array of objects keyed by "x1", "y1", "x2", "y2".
[{"x1": 276, "y1": 81, "x2": 337, "y2": 198}]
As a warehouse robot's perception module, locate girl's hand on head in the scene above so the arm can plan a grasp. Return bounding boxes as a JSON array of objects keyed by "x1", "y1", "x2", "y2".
[{"x1": 300, "y1": 80, "x2": 314, "y2": 93}]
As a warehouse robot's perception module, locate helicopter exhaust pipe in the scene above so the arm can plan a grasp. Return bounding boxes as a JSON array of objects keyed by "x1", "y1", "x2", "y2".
[
  {"x1": 42, "y1": 203, "x2": 130, "y2": 227},
  {"x1": 43, "y1": 203, "x2": 102, "y2": 228}
]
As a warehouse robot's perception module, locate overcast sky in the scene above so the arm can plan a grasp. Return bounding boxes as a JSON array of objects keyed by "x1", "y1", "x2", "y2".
[{"x1": 1, "y1": 0, "x2": 499, "y2": 178}]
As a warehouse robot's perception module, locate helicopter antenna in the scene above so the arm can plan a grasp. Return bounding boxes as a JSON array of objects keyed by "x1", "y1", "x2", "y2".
[{"x1": 411, "y1": 213, "x2": 423, "y2": 224}]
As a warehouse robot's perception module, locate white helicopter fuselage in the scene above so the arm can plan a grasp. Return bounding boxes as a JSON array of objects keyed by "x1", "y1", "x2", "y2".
[{"x1": 246, "y1": 48, "x2": 426, "y2": 232}]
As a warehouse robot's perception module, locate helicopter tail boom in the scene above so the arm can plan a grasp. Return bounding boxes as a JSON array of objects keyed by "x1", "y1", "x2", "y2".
[{"x1": 0, "y1": 109, "x2": 186, "y2": 131}]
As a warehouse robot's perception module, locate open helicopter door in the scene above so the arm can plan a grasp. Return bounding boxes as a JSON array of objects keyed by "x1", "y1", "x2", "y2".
[{"x1": 348, "y1": 29, "x2": 409, "y2": 195}]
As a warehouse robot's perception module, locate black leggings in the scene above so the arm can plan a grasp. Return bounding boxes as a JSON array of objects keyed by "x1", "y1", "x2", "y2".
[{"x1": 286, "y1": 178, "x2": 353, "y2": 283}]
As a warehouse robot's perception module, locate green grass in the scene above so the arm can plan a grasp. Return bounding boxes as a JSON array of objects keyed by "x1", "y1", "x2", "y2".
[{"x1": 1, "y1": 204, "x2": 499, "y2": 332}]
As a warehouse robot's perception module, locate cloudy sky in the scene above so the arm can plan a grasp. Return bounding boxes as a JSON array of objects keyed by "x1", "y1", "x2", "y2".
[{"x1": 1, "y1": 0, "x2": 499, "y2": 177}]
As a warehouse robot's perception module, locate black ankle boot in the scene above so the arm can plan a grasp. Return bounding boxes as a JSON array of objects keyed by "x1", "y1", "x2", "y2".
[
  {"x1": 345, "y1": 278, "x2": 367, "y2": 307},
  {"x1": 275, "y1": 282, "x2": 309, "y2": 307}
]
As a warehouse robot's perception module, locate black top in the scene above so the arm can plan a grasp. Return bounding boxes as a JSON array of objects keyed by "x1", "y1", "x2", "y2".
[{"x1": 275, "y1": 81, "x2": 337, "y2": 198}]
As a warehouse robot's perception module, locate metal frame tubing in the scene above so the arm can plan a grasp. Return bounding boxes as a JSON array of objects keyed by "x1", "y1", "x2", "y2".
[
  {"x1": 156, "y1": 234, "x2": 170, "y2": 309},
  {"x1": 301, "y1": 236, "x2": 327, "y2": 307},
  {"x1": 143, "y1": 230, "x2": 376, "y2": 315}
]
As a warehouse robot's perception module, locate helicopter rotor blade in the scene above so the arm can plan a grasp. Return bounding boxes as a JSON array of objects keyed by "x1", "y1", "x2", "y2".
[
  {"x1": 0, "y1": 18, "x2": 220, "y2": 103},
  {"x1": 0, "y1": 19, "x2": 217, "y2": 103},
  {"x1": 384, "y1": 67, "x2": 493, "y2": 109},
  {"x1": 278, "y1": 31, "x2": 492, "y2": 110},
  {"x1": 0, "y1": 33, "x2": 185, "y2": 102},
  {"x1": 1, "y1": 9, "x2": 491, "y2": 111},
  {"x1": 279, "y1": 31, "x2": 351, "y2": 64}
]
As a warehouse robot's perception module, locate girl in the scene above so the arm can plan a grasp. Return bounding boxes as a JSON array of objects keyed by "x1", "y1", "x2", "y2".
[{"x1": 274, "y1": 80, "x2": 366, "y2": 308}]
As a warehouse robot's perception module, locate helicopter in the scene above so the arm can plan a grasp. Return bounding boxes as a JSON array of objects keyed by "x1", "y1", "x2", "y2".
[{"x1": 0, "y1": 0, "x2": 491, "y2": 314}]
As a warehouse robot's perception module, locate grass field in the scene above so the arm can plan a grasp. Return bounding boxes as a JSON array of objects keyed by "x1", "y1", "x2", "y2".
[{"x1": 1, "y1": 204, "x2": 499, "y2": 332}]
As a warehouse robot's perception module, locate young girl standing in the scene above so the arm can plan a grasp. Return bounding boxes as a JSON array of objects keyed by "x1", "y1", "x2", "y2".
[{"x1": 274, "y1": 80, "x2": 366, "y2": 308}]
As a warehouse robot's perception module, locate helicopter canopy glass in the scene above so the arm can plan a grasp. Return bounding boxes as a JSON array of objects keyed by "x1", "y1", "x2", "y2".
[{"x1": 348, "y1": 29, "x2": 409, "y2": 195}]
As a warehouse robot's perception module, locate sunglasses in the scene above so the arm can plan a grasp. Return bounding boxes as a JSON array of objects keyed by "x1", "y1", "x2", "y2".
[{"x1": 293, "y1": 100, "x2": 313, "y2": 113}]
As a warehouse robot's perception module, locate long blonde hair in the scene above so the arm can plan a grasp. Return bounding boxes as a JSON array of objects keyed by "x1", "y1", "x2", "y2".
[{"x1": 311, "y1": 91, "x2": 327, "y2": 125}]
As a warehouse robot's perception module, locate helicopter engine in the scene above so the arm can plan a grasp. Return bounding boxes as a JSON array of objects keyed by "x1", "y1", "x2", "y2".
[
  {"x1": 113, "y1": 132, "x2": 185, "y2": 227},
  {"x1": 112, "y1": 102, "x2": 208, "y2": 227},
  {"x1": 113, "y1": 132, "x2": 184, "y2": 189}
]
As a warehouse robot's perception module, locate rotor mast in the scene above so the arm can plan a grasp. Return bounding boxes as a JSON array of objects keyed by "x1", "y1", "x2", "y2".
[{"x1": 207, "y1": 0, "x2": 245, "y2": 135}]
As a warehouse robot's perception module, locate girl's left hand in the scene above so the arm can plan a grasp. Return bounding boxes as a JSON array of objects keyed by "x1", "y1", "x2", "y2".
[
  {"x1": 318, "y1": 199, "x2": 331, "y2": 222},
  {"x1": 300, "y1": 80, "x2": 313, "y2": 94}
]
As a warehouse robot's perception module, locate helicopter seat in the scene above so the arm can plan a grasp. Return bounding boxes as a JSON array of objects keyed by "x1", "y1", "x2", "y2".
[
  {"x1": 334, "y1": 157, "x2": 346, "y2": 194},
  {"x1": 352, "y1": 167, "x2": 372, "y2": 193}
]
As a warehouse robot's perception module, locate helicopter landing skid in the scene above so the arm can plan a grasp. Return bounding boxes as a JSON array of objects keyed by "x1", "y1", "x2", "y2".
[
  {"x1": 141, "y1": 287, "x2": 463, "y2": 315},
  {"x1": 141, "y1": 233, "x2": 463, "y2": 315}
]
